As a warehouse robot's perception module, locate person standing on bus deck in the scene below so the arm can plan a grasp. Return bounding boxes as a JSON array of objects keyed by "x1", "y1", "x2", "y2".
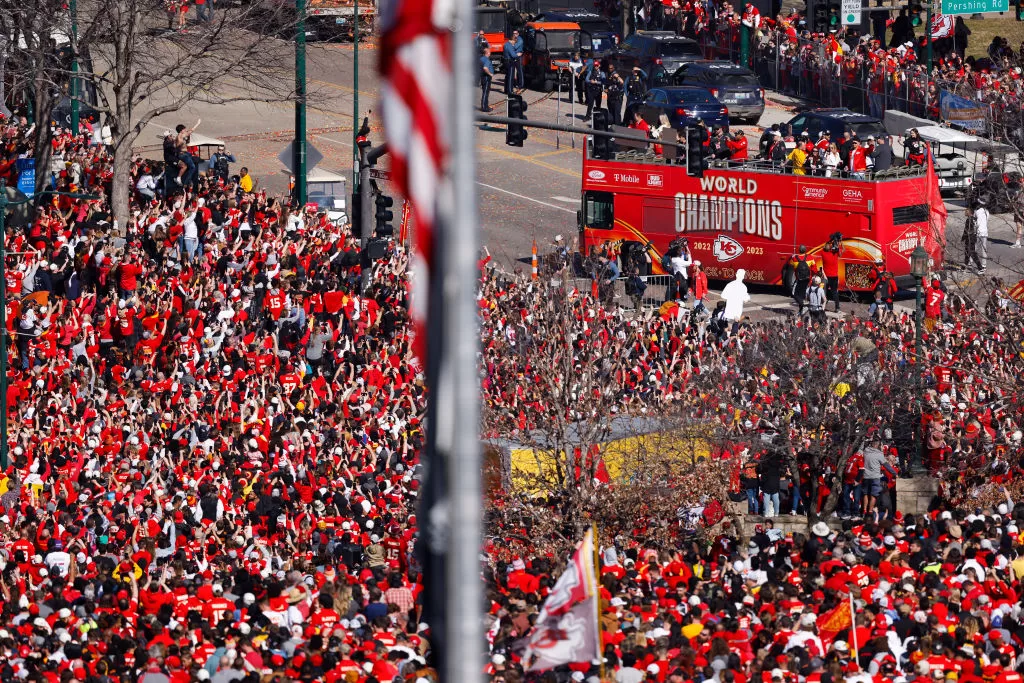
[
  {"x1": 821, "y1": 238, "x2": 841, "y2": 312},
  {"x1": 849, "y1": 139, "x2": 869, "y2": 180},
  {"x1": 769, "y1": 131, "x2": 787, "y2": 168},
  {"x1": 760, "y1": 123, "x2": 780, "y2": 159},
  {"x1": 628, "y1": 109, "x2": 651, "y2": 145},
  {"x1": 721, "y1": 269, "x2": 751, "y2": 335},
  {"x1": 726, "y1": 130, "x2": 748, "y2": 161},
  {"x1": 792, "y1": 245, "x2": 813, "y2": 314},
  {"x1": 479, "y1": 48, "x2": 495, "y2": 112},
  {"x1": 692, "y1": 260, "x2": 708, "y2": 314},
  {"x1": 870, "y1": 134, "x2": 894, "y2": 172},
  {"x1": 786, "y1": 144, "x2": 808, "y2": 176},
  {"x1": 971, "y1": 201, "x2": 990, "y2": 274},
  {"x1": 904, "y1": 128, "x2": 926, "y2": 166}
]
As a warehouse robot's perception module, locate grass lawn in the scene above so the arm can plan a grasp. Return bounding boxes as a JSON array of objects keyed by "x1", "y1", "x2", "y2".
[{"x1": 962, "y1": 14, "x2": 1024, "y2": 59}]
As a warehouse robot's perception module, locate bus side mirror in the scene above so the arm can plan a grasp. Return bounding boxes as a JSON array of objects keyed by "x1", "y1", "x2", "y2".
[{"x1": 577, "y1": 210, "x2": 582, "y2": 228}]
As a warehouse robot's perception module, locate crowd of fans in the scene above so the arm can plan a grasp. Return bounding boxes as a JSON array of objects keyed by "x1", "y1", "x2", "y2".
[
  {"x1": 0, "y1": 73, "x2": 1024, "y2": 683},
  {"x1": 0, "y1": 115, "x2": 435, "y2": 683},
  {"x1": 480, "y1": 261, "x2": 1024, "y2": 682},
  {"x1": 612, "y1": 0, "x2": 1024, "y2": 142}
]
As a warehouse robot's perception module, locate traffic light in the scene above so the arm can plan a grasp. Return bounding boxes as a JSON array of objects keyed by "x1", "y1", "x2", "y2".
[
  {"x1": 807, "y1": 0, "x2": 839, "y2": 32},
  {"x1": 374, "y1": 194, "x2": 394, "y2": 237},
  {"x1": 592, "y1": 108, "x2": 611, "y2": 160},
  {"x1": 506, "y1": 95, "x2": 528, "y2": 147},
  {"x1": 828, "y1": 2, "x2": 840, "y2": 31},
  {"x1": 686, "y1": 127, "x2": 703, "y2": 178}
]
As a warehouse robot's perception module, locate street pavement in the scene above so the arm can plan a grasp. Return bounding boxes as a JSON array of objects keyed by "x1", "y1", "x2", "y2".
[{"x1": 136, "y1": 38, "x2": 1024, "y2": 316}]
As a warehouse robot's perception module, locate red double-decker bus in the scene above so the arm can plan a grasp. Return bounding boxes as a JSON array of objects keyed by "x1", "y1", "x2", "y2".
[{"x1": 578, "y1": 148, "x2": 947, "y2": 291}]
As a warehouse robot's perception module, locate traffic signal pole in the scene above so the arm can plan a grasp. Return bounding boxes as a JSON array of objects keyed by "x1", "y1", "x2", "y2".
[
  {"x1": 294, "y1": 0, "x2": 308, "y2": 206},
  {"x1": 477, "y1": 114, "x2": 684, "y2": 151},
  {"x1": 70, "y1": 0, "x2": 79, "y2": 134},
  {"x1": 352, "y1": 0, "x2": 360, "y2": 189},
  {"x1": 357, "y1": 143, "x2": 387, "y2": 292}
]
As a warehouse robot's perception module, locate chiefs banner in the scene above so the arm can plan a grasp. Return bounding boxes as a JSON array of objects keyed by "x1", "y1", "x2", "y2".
[
  {"x1": 523, "y1": 528, "x2": 600, "y2": 671},
  {"x1": 1009, "y1": 279, "x2": 1024, "y2": 302},
  {"x1": 817, "y1": 598, "x2": 854, "y2": 645}
]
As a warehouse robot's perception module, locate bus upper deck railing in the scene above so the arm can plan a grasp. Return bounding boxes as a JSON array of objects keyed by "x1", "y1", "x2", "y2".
[{"x1": 596, "y1": 147, "x2": 930, "y2": 182}]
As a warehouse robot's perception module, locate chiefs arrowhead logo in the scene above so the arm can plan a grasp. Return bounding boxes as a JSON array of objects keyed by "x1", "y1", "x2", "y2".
[{"x1": 713, "y1": 235, "x2": 744, "y2": 263}]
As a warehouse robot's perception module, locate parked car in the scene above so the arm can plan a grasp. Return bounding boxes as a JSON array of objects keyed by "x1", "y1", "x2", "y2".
[
  {"x1": 535, "y1": 10, "x2": 617, "y2": 54},
  {"x1": 667, "y1": 61, "x2": 764, "y2": 123},
  {"x1": 785, "y1": 108, "x2": 886, "y2": 142},
  {"x1": 634, "y1": 86, "x2": 729, "y2": 132},
  {"x1": 606, "y1": 31, "x2": 703, "y2": 80}
]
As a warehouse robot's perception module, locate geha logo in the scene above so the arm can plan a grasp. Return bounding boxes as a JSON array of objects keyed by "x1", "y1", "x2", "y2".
[
  {"x1": 713, "y1": 235, "x2": 744, "y2": 262},
  {"x1": 587, "y1": 170, "x2": 606, "y2": 180}
]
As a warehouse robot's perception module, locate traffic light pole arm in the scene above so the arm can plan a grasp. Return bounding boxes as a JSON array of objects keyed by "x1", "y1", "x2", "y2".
[{"x1": 477, "y1": 114, "x2": 686, "y2": 150}]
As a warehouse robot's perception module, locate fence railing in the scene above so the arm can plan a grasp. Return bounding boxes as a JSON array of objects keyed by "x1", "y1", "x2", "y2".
[{"x1": 689, "y1": 26, "x2": 1020, "y2": 137}]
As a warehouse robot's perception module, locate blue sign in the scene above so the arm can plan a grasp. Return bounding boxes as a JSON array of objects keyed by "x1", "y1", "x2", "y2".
[
  {"x1": 939, "y1": 90, "x2": 988, "y2": 133},
  {"x1": 16, "y1": 158, "x2": 35, "y2": 196}
]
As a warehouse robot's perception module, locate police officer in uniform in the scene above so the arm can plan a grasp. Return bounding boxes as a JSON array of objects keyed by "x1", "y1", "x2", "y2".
[
  {"x1": 606, "y1": 71, "x2": 625, "y2": 125},
  {"x1": 584, "y1": 59, "x2": 605, "y2": 120}
]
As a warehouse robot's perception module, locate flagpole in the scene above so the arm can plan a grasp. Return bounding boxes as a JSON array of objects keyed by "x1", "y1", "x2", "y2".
[
  {"x1": 849, "y1": 590, "x2": 859, "y2": 670},
  {"x1": 592, "y1": 523, "x2": 605, "y2": 681},
  {"x1": 444, "y1": 0, "x2": 483, "y2": 678}
]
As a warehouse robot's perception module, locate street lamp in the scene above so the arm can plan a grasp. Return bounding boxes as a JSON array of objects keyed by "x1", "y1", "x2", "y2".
[
  {"x1": 910, "y1": 244, "x2": 929, "y2": 474},
  {"x1": 0, "y1": 180, "x2": 97, "y2": 470}
]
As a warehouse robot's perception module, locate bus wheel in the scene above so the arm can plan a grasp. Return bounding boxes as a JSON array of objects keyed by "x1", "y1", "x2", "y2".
[{"x1": 542, "y1": 77, "x2": 554, "y2": 92}]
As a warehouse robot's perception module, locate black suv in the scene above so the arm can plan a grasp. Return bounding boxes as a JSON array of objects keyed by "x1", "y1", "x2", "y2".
[
  {"x1": 606, "y1": 31, "x2": 703, "y2": 80},
  {"x1": 785, "y1": 108, "x2": 887, "y2": 142},
  {"x1": 667, "y1": 61, "x2": 764, "y2": 123}
]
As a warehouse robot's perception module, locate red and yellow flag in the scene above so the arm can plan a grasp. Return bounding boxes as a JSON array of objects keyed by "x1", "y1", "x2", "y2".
[{"x1": 817, "y1": 600, "x2": 853, "y2": 645}]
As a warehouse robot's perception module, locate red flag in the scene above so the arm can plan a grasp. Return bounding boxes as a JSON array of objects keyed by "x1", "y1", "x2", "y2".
[
  {"x1": 817, "y1": 600, "x2": 854, "y2": 645},
  {"x1": 524, "y1": 528, "x2": 601, "y2": 671},
  {"x1": 931, "y1": 14, "x2": 954, "y2": 39}
]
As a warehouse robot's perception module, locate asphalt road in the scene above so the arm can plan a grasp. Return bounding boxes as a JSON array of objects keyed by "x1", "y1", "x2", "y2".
[{"x1": 136, "y1": 36, "x2": 1024, "y2": 315}]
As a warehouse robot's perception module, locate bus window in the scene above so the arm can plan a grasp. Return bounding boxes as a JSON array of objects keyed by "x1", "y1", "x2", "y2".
[
  {"x1": 584, "y1": 191, "x2": 614, "y2": 229},
  {"x1": 892, "y1": 204, "x2": 929, "y2": 225}
]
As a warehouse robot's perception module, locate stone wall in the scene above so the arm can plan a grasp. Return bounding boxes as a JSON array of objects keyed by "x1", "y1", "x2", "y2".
[{"x1": 726, "y1": 475, "x2": 938, "y2": 538}]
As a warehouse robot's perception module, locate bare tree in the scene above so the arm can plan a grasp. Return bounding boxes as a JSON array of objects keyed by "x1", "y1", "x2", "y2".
[
  {"x1": 55, "y1": 0, "x2": 300, "y2": 227},
  {"x1": 480, "y1": 268, "x2": 736, "y2": 556},
  {"x1": 684, "y1": 319, "x2": 923, "y2": 522}
]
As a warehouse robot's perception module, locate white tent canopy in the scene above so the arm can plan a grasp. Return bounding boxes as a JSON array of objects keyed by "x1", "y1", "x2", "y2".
[
  {"x1": 915, "y1": 126, "x2": 978, "y2": 145},
  {"x1": 307, "y1": 167, "x2": 347, "y2": 184},
  {"x1": 154, "y1": 131, "x2": 225, "y2": 148}
]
